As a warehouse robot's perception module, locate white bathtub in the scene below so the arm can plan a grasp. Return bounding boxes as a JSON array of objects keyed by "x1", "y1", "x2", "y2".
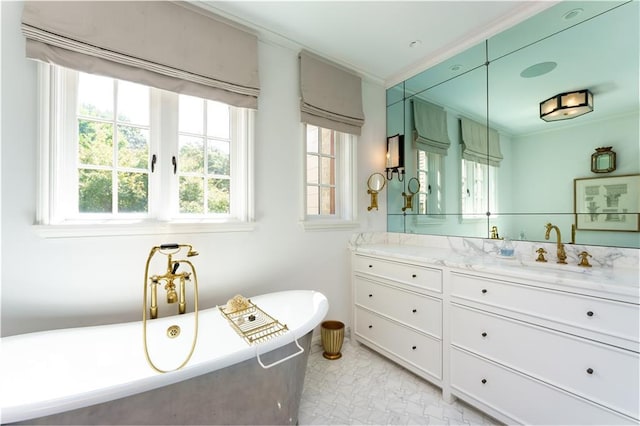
[{"x1": 1, "y1": 290, "x2": 328, "y2": 424}]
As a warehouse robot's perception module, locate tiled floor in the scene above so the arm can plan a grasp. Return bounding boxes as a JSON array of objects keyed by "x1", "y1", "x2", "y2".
[{"x1": 299, "y1": 338, "x2": 499, "y2": 425}]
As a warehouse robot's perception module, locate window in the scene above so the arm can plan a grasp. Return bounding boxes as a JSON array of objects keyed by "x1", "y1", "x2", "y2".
[
  {"x1": 417, "y1": 150, "x2": 444, "y2": 216},
  {"x1": 461, "y1": 159, "x2": 497, "y2": 219},
  {"x1": 36, "y1": 65, "x2": 254, "y2": 237},
  {"x1": 302, "y1": 124, "x2": 357, "y2": 229}
]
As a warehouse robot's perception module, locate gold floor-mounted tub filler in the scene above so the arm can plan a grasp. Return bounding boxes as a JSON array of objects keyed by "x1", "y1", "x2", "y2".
[{"x1": 142, "y1": 243, "x2": 199, "y2": 373}]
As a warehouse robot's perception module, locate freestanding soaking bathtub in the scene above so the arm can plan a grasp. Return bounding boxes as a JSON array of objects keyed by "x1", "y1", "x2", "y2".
[{"x1": 1, "y1": 290, "x2": 328, "y2": 425}]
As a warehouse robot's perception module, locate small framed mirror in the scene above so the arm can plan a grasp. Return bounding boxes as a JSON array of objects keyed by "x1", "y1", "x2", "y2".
[{"x1": 591, "y1": 147, "x2": 616, "y2": 173}]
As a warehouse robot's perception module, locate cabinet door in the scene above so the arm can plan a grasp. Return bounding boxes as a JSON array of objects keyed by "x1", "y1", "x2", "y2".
[
  {"x1": 354, "y1": 277, "x2": 442, "y2": 338},
  {"x1": 355, "y1": 307, "x2": 442, "y2": 380},
  {"x1": 451, "y1": 347, "x2": 637, "y2": 425},
  {"x1": 451, "y1": 303, "x2": 639, "y2": 419},
  {"x1": 354, "y1": 255, "x2": 442, "y2": 293}
]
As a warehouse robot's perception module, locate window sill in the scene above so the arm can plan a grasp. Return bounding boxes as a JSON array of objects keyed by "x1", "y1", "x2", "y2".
[
  {"x1": 32, "y1": 220, "x2": 257, "y2": 239},
  {"x1": 299, "y1": 219, "x2": 360, "y2": 231}
]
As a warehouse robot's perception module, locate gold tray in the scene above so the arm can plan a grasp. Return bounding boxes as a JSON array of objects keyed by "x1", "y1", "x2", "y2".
[{"x1": 219, "y1": 300, "x2": 288, "y2": 345}]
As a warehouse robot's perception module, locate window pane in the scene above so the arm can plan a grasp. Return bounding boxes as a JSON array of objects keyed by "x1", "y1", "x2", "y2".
[
  {"x1": 320, "y1": 187, "x2": 335, "y2": 215},
  {"x1": 118, "y1": 171, "x2": 148, "y2": 212},
  {"x1": 179, "y1": 135, "x2": 204, "y2": 173},
  {"x1": 306, "y1": 125, "x2": 319, "y2": 153},
  {"x1": 78, "y1": 73, "x2": 113, "y2": 119},
  {"x1": 207, "y1": 100, "x2": 230, "y2": 139},
  {"x1": 79, "y1": 169, "x2": 112, "y2": 213},
  {"x1": 320, "y1": 128, "x2": 333, "y2": 155},
  {"x1": 307, "y1": 185, "x2": 319, "y2": 215},
  {"x1": 179, "y1": 95, "x2": 203, "y2": 134},
  {"x1": 321, "y1": 157, "x2": 334, "y2": 185},
  {"x1": 208, "y1": 139, "x2": 230, "y2": 175},
  {"x1": 78, "y1": 120, "x2": 113, "y2": 166},
  {"x1": 208, "y1": 178, "x2": 230, "y2": 213},
  {"x1": 179, "y1": 176, "x2": 204, "y2": 213},
  {"x1": 307, "y1": 155, "x2": 319, "y2": 184},
  {"x1": 117, "y1": 80, "x2": 149, "y2": 125},
  {"x1": 117, "y1": 126, "x2": 149, "y2": 169}
]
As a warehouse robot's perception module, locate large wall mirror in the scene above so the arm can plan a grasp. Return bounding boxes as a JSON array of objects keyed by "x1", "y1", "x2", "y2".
[{"x1": 386, "y1": 0, "x2": 640, "y2": 248}]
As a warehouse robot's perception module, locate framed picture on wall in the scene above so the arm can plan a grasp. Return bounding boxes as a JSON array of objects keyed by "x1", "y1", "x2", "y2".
[{"x1": 574, "y1": 174, "x2": 640, "y2": 231}]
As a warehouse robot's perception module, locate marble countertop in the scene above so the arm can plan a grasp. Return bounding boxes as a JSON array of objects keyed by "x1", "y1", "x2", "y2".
[{"x1": 353, "y1": 243, "x2": 640, "y2": 302}]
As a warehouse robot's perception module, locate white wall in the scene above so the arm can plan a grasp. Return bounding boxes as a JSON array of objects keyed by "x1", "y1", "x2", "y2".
[{"x1": 0, "y1": 1, "x2": 387, "y2": 337}]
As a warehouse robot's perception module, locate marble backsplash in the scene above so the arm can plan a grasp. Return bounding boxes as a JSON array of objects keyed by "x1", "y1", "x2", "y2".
[{"x1": 350, "y1": 232, "x2": 640, "y2": 271}]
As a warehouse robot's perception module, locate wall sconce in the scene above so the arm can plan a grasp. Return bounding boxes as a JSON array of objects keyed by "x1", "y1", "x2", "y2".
[
  {"x1": 386, "y1": 134, "x2": 405, "y2": 181},
  {"x1": 540, "y1": 89, "x2": 593, "y2": 122}
]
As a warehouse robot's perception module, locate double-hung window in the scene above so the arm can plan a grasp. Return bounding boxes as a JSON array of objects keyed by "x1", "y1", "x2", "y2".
[
  {"x1": 37, "y1": 65, "x2": 254, "y2": 237},
  {"x1": 461, "y1": 158, "x2": 497, "y2": 219},
  {"x1": 302, "y1": 124, "x2": 357, "y2": 229},
  {"x1": 417, "y1": 150, "x2": 444, "y2": 216}
]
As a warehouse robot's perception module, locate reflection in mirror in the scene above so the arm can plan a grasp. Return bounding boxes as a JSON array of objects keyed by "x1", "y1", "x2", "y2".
[
  {"x1": 591, "y1": 147, "x2": 616, "y2": 174},
  {"x1": 386, "y1": 0, "x2": 639, "y2": 248},
  {"x1": 401, "y1": 177, "x2": 420, "y2": 212}
]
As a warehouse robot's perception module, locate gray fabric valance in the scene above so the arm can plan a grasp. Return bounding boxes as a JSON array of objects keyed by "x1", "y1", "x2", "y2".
[
  {"x1": 21, "y1": 1, "x2": 260, "y2": 109},
  {"x1": 412, "y1": 99, "x2": 451, "y2": 156},
  {"x1": 460, "y1": 117, "x2": 503, "y2": 167},
  {"x1": 299, "y1": 50, "x2": 365, "y2": 135}
]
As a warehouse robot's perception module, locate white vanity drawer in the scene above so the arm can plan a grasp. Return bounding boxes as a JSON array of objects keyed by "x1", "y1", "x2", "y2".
[
  {"x1": 450, "y1": 272, "x2": 639, "y2": 345},
  {"x1": 354, "y1": 277, "x2": 442, "y2": 338},
  {"x1": 451, "y1": 304, "x2": 639, "y2": 419},
  {"x1": 451, "y1": 347, "x2": 636, "y2": 425},
  {"x1": 354, "y1": 255, "x2": 442, "y2": 293},
  {"x1": 355, "y1": 306, "x2": 441, "y2": 380}
]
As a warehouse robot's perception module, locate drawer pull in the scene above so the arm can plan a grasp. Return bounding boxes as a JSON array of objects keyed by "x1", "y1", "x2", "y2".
[
  {"x1": 481, "y1": 379, "x2": 487, "y2": 384},
  {"x1": 412, "y1": 309, "x2": 417, "y2": 313},
  {"x1": 586, "y1": 311, "x2": 594, "y2": 317},
  {"x1": 369, "y1": 294, "x2": 373, "y2": 298},
  {"x1": 412, "y1": 346, "x2": 417, "y2": 350},
  {"x1": 586, "y1": 368, "x2": 594, "y2": 375},
  {"x1": 368, "y1": 325, "x2": 373, "y2": 329},
  {"x1": 481, "y1": 289, "x2": 488, "y2": 294},
  {"x1": 412, "y1": 274, "x2": 417, "y2": 278},
  {"x1": 368, "y1": 264, "x2": 373, "y2": 268},
  {"x1": 481, "y1": 332, "x2": 487, "y2": 337}
]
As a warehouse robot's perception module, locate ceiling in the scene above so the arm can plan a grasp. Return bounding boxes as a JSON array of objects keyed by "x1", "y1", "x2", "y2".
[{"x1": 196, "y1": 1, "x2": 555, "y2": 86}]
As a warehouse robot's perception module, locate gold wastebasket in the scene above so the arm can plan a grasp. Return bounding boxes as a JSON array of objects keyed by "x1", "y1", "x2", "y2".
[{"x1": 320, "y1": 320, "x2": 344, "y2": 360}]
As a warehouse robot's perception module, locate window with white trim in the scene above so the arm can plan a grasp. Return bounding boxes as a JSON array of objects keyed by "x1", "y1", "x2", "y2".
[
  {"x1": 461, "y1": 159, "x2": 497, "y2": 219},
  {"x1": 37, "y1": 65, "x2": 253, "y2": 233},
  {"x1": 417, "y1": 150, "x2": 444, "y2": 216},
  {"x1": 303, "y1": 124, "x2": 357, "y2": 229}
]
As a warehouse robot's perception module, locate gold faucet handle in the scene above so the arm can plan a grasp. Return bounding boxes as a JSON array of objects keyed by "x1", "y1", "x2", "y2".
[
  {"x1": 578, "y1": 251, "x2": 592, "y2": 267},
  {"x1": 535, "y1": 248, "x2": 547, "y2": 262}
]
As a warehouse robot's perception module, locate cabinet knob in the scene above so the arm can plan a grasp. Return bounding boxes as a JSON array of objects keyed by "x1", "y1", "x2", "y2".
[
  {"x1": 586, "y1": 368, "x2": 594, "y2": 375},
  {"x1": 481, "y1": 379, "x2": 487, "y2": 384},
  {"x1": 369, "y1": 294, "x2": 373, "y2": 298},
  {"x1": 412, "y1": 346, "x2": 417, "y2": 350},
  {"x1": 368, "y1": 264, "x2": 373, "y2": 268},
  {"x1": 412, "y1": 309, "x2": 417, "y2": 313},
  {"x1": 586, "y1": 311, "x2": 594, "y2": 317},
  {"x1": 412, "y1": 274, "x2": 417, "y2": 278},
  {"x1": 481, "y1": 289, "x2": 488, "y2": 294},
  {"x1": 481, "y1": 332, "x2": 487, "y2": 337},
  {"x1": 368, "y1": 325, "x2": 373, "y2": 329}
]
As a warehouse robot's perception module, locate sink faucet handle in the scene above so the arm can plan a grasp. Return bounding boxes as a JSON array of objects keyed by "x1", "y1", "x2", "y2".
[
  {"x1": 578, "y1": 251, "x2": 592, "y2": 267},
  {"x1": 535, "y1": 248, "x2": 548, "y2": 262}
]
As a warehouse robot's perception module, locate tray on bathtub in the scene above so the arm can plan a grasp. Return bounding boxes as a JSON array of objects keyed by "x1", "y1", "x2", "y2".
[{"x1": 219, "y1": 300, "x2": 289, "y2": 345}]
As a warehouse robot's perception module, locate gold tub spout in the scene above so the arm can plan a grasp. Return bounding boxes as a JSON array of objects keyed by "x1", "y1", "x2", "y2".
[{"x1": 545, "y1": 223, "x2": 567, "y2": 264}]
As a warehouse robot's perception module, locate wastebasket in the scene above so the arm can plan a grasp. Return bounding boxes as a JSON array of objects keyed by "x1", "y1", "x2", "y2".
[{"x1": 320, "y1": 320, "x2": 345, "y2": 360}]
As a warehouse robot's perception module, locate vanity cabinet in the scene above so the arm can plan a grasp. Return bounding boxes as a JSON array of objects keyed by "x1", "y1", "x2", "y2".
[
  {"x1": 449, "y1": 271, "x2": 640, "y2": 425},
  {"x1": 352, "y1": 254, "x2": 443, "y2": 385}
]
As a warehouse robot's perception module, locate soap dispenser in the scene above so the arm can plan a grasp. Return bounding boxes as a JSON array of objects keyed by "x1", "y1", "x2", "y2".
[{"x1": 499, "y1": 237, "x2": 515, "y2": 257}]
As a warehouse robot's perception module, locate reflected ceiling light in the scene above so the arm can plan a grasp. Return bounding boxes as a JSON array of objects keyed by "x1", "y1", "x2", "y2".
[
  {"x1": 539, "y1": 89, "x2": 593, "y2": 122},
  {"x1": 563, "y1": 8, "x2": 583, "y2": 21}
]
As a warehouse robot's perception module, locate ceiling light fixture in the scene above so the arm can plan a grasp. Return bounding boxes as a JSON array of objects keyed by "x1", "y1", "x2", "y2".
[
  {"x1": 409, "y1": 40, "x2": 422, "y2": 48},
  {"x1": 540, "y1": 89, "x2": 593, "y2": 122}
]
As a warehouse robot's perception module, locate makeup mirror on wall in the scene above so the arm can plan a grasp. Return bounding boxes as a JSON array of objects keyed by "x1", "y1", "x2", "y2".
[{"x1": 386, "y1": 0, "x2": 640, "y2": 248}]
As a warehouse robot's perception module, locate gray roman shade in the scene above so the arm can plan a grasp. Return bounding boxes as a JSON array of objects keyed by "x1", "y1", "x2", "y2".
[
  {"x1": 460, "y1": 117, "x2": 503, "y2": 166},
  {"x1": 21, "y1": 1, "x2": 260, "y2": 108},
  {"x1": 412, "y1": 99, "x2": 451, "y2": 156},
  {"x1": 299, "y1": 50, "x2": 365, "y2": 135}
]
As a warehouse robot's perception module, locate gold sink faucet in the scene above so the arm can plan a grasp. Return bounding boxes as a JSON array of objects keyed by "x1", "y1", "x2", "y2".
[{"x1": 544, "y1": 223, "x2": 567, "y2": 264}]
